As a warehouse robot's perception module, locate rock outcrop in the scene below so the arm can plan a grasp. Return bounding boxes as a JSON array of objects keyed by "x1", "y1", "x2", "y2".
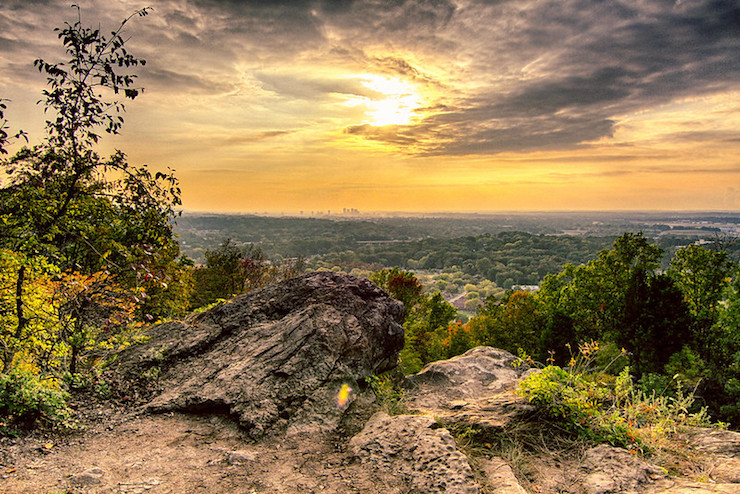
[
  {"x1": 350, "y1": 412, "x2": 480, "y2": 494},
  {"x1": 580, "y1": 444, "x2": 665, "y2": 494},
  {"x1": 405, "y1": 346, "x2": 536, "y2": 430},
  {"x1": 100, "y1": 273, "x2": 740, "y2": 494},
  {"x1": 349, "y1": 347, "x2": 537, "y2": 494},
  {"x1": 352, "y1": 346, "x2": 740, "y2": 494},
  {"x1": 112, "y1": 271, "x2": 405, "y2": 439}
]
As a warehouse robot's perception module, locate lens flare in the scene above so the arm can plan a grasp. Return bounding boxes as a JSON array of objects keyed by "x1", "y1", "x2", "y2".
[{"x1": 337, "y1": 383, "x2": 353, "y2": 407}]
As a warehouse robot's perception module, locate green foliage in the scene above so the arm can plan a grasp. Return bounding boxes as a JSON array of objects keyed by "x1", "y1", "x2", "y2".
[
  {"x1": 0, "y1": 5, "x2": 190, "y2": 431},
  {"x1": 365, "y1": 232, "x2": 740, "y2": 429},
  {"x1": 669, "y1": 244, "x2": 732, "y2": 325},
  {"x1": 468, "y1": 290, "x2": 543, "y2": 358},
  {"x1": 189, "y1": 238, "x2": 306, "y2": 309},
  {"x1": 537, "y1": 232, "x2": 663, "y2": 347},
  {"x1": 369, "y1": 267, "x2": 423, "y2": 310},
  {"x1": 619, "y1": 271, "x2": 692, "y2": 375},
  {"x1": 401, "y1": 292, "x2": 457, "y2": 371},
  {"x1": 0, "y1": 250, "x2": 59, "y2": 373},
  {"x1": 698, "y1": 263, "x2": 740, "y2": 423},
  {"x1": 368, "y1": 268, "x2": 459, "y2": 373},
  {"x1": 0, "y1": 365, "x2": 71, "y2": 432},
  {"x1": 518, "y1": 344, "x2": 714, "y2": 453},
  {"x1": 367, "y1": 371, "x2": 407, "y2": 415},
  {"x1": 669, "y1": 244, "x2": 733, "y2": 359}
]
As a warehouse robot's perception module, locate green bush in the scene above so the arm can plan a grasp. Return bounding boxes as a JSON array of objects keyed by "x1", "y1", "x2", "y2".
[
  {"x1": 517, "y1": 365, "x2": 636, "y2": 448},
  {"x1": 518, "y1": 342, "x2": 714, "y2": 454},
  {"x1": 0, "y1": 366, "x2": 71, "y2": 432}
]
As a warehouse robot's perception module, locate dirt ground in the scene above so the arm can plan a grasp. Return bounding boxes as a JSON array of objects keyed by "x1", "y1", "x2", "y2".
[
  {"x1": 3, "y1": 393, "x2": 740, "y2": 494},
  {"x1": 0, "y1": 397, "x2": 414, "y2": 494}
]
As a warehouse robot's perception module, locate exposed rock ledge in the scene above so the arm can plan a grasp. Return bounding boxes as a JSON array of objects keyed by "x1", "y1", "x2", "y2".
[
  {"x1": 351, "y1": 346, "x2": 740, "y2": 494},
  {"x1": 111, "y1": 271, "x2": 405, "y2": 439}
]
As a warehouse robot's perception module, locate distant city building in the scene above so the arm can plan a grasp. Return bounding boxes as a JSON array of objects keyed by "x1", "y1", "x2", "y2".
[{"x1": 512, "y1": 285, "x2": 540, "y2": 292}]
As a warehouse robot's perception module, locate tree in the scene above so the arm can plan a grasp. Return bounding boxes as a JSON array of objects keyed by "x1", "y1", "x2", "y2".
[
  {"x1": 711, "y1": 264, "x2": 740, "y2": 422},
  {"x1": 369, "y1": 267, "x2": 423, "y2": 310},
  {"x1": 191, "y1": 239, "x2": 263, "y2": 307},
  {"x1": 190, "y1": 239, "x2": 306, "y2": 309},
  {"x1": 619, "y1": 270, "x2": 691, "y2": 376},
  {"x1": 537, "y1": 232, "x2": 663, "y2": 345},
  {"x1": 668, "y1": 243, "x2": 733, "y2": 357},
  {"x1": 401, "y1": 292, "x2": 457, "y2": 372},
  {"x1": 0, "y1": 6, "x2": 184, "y2": 380},
  {"x1": 465, "y1": 290, "x2": 543, "y2": 358}
]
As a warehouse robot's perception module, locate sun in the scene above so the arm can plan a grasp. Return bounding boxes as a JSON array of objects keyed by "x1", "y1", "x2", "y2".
[{"x1": 349, "y1": 74, "x2": 423, "y2": 126}]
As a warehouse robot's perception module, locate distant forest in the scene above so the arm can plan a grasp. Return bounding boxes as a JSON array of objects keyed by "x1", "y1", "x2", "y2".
[{"x1": 174, "y1": 212, "x2": 740, "y2": 287}]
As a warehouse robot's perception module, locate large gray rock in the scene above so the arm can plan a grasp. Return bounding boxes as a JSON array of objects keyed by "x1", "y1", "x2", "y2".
[
  {"x1": 347, "y1": 347, "x2": 536, "y2": 494},
  {"x1": 112, "y1": 272, "x2": 405, "y2": 439}
]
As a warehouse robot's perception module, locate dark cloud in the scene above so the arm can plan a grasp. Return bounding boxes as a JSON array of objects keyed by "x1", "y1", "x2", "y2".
[
  {"x1": 224, "y1": 130, "x2": 295, "y2": 144},
  {"x1": 0, "y1": 36, "x2": 23, "y2": 52},
  {"x1": 255, "y1": 73, "x2": 382, "y2": 100},
  {"x1": 1, "y1": 0, "x2": 737, "y2": 158},
  {"x1": 422, "y1": 114, "x2": 616, "y2": 155},
  {"x1": 141, "y1": 68, "x2": 234, "y2": 94},
  {"x1": 344, "y1": 123, "x2": 420, "y2": 146},
  {"x1": 352, "y1": 0, "x2": 740, "y2": 154}
]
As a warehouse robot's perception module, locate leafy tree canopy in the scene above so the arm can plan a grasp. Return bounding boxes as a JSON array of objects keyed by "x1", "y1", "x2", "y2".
[{"x1": 0, "y1": 5, "x2": 187, "y2": 421}]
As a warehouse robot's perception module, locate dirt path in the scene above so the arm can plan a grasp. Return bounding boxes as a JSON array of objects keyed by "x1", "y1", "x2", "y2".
[{"x1": 0, "y1": 404, "x2": 412, "y2": 494}]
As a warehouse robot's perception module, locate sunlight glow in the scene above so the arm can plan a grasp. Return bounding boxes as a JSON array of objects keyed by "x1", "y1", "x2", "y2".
[{"x1": 348, "y1": 74, "x2": 424, "y2": 126}]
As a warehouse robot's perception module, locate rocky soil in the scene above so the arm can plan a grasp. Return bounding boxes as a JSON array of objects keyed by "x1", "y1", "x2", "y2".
[{"x1": 2, "y1": 273, "x2": 740, "y2": 493}]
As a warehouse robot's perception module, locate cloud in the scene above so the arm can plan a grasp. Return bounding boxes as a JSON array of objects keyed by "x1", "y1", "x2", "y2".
[
  {"x1": 344, "y1": 124, "x2": 421, "y2": 146},
  {"x1": 1, "y1": 0, "x2": 738, "y2": 159},
  {"x1": 254, "y1": 72, "x2": 383, "y2": 101},
  {"x1": 142, "y1": 68, "x2": 235, "y2": 95},
  {"x1": 339, "y1": 0, "x2": 740, "y2": 154},
  {"x1": 224, "y1": 130, "x2": 296, "y2": 145}
]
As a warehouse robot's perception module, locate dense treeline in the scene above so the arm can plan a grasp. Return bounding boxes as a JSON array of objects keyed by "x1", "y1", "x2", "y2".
[
  {"x1": 176, "y1": 212, "x2": 740, "y2": 264},
  {"x1": 318, "y1": 232, "x2": 616, "y2": 286},
  {"x1": 388, "y1": 233, "x2": 740, "y2": 426},
  {"x1": 178, "y1": 214, "x2": 739, "y2": 288}
]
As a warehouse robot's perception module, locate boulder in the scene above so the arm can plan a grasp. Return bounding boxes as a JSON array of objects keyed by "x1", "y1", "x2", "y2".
[
  {"x1": 405, "y1": 346, "x2": 536, "y2": 430},
  {"x1": 350, "y1": 412, "x2": 480, "y2": 494},
  {"x1": 580, "y1": 444, "x2": 664, "y2": 494},
  {"x1": 348, "y1": 347, "x2": 535, "y2": 494},
  {"x1": 112, "y1": 272, "x2": 405, "y2": 439}
]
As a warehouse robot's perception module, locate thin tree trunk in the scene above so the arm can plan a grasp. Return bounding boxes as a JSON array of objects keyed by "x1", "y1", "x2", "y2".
[{"x1": 2, "y1": 265, "x2": 27, "y2": 373}]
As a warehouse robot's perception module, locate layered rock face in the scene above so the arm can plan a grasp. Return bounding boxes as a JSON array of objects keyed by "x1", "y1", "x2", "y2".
[{"x1": 113, "y1": 271, "x2": 405, "y2": 438}]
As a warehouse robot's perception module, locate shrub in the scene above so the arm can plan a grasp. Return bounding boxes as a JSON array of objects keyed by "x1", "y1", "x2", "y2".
[
  {"x1": 517, "y1": 341, "x2": 714, "y2": 454},
  {"x1": 367, "y1": 371, "x2": 407, "y2": 415},
  {"x1": 0, "y1": 366, "x2": 71, "y2": 432}
]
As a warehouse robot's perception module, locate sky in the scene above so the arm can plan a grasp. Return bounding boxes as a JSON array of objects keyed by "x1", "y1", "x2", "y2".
[{"x1": 1, "y1": 0, "x2": 739, "y2": 214}]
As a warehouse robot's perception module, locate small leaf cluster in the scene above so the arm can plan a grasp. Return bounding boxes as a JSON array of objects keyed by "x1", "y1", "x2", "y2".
[{"x1": 0, "y1": 99, "x2": 28, "y2": 155}]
